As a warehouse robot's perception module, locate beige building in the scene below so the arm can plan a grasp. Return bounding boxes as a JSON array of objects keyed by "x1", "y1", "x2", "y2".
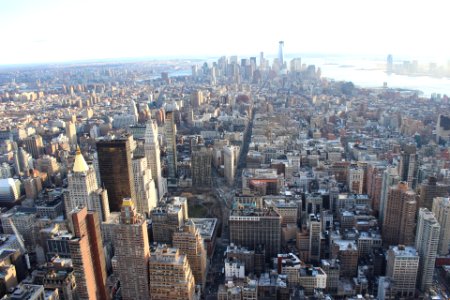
[
  {"x1": 386, "y1": 245, "x2": 419, "y2": 299},
  {"x1": 382, "y1": 182, "x2": 417, "y2": 247},
  {"x1": 112, "y1": 199, "x2": 150, "y2": 300},
  {"x1": 149, "y1": 245, "x2": 196, "y2": 300},
  {"x1": 132, "y1": 155, "x2": 157, "y2": 217},
  {"x1": 432, "y1": 197, "x2": 450, "y2": 255},
  {"x1": 173, "y1": 221, "x2": 207, "y2": 289},
  {"x1": 65, "y1": 147, "x2": 110, "y2": 221},
  {"x1": 144, "y1": 120, "x2": 164, "y2": 199}
]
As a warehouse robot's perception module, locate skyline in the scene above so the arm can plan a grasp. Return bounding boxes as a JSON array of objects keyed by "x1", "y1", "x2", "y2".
[{"x1": 1, "y1": 0, "x2": 450, "y2": 65}]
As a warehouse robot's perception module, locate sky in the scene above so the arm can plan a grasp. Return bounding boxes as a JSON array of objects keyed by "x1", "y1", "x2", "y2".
[{"x1": 0, "y1": 0, "x2": 449, "y2": 65}]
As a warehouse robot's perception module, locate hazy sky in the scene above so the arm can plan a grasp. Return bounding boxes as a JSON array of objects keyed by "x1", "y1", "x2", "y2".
[{"x1": 1, "y1": 0, "x2": 449, "y2": 65}]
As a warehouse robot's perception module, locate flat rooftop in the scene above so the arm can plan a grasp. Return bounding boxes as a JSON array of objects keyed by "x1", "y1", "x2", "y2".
[{"x1": 190, "y1": 218, "x2": 217, "y2": 239}]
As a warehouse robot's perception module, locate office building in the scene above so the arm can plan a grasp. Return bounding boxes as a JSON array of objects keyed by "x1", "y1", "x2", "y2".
[
  {"x1": 65, "y1": 121, "x2": 77, "y2": 149},
  {"x1": 165, "y1": 111, "x2": 178, "y2": 185},
  {"x1": 151, "y1": 197, "x2": 188, "y2": 244},
  {"x1": 415, "y1": 208, "x2": 440, "y2": 291},
  {"x1": 432, "y1": 197, "x2": 450, "y2": 255},
  {"x1": 223, "y1": 145, "x2": 236, "y2": 185},
  {"x1": 0, "y1": 178, "x2": 21, "y2": 205},
  {"x1": 398, "y1": 144, "x2": 418, "y2": 189},
  {"x1": 144, "y1": 120, "x2": 164, "y2": 199},
  {"x1": 347, "y1": 165, "x2": 364, "y2": 194},
  {"x1": 419, "y1": 176, "x2": 449, "y2": 210},
  {"x1": 382, "y1": 182, "x2": 417, "y2": 246},
  {"x1": 191, "y1": 147, "x2": 212, "y2": 187},
  {"x1": 229, "y1": 207, "x2": 281, "y2": 259},
  {"x1": 172, "y1": 221, "x2": 207, "y2": 289},
  {"x1": 23, "y1": 135, "x2": 44, "y2": 159},
  {"x1": 96, "y1": 135, "x2": 136, "y2": 212},
  {"x1": 436, "y1": 114, "x2": 450, "y2": 144},
  {"x1": 112, "y1": 198, "x2": 150, "y2": 300},
  {"x1": 132, "y1": 155, "x2": 157, "y2": 217},
  {"x1": 308, "y1": 215, "x2": 321, "y2": 263},
  {"x1": 68, "y1": 207, "x2": 109, "y2": 300},
  {"x1": 65, "y1": 147, "x2": 110, "y2": 221},
  {"x1": 386, "y1": 245, "x2": 419, "y2": 298},
  {"x1": 379, "y1": 166, "x2": 400, "y2": 225},
  {"x1": 149, "y1": 245, "x2": 196, "y2": 300}
]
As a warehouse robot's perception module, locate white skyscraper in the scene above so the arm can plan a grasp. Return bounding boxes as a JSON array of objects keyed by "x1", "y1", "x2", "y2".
[
  {"x1": 223, "y1": 145, "x2": 236, "y2": 186},
  {"x1": 432, "y1": 197, "x2": 450, "y2": 255},
  {"x1": 65, "y1": 121, "x2": 77, "y2": 150},
  {"x1": 415, "y1": 208, "x2": 440, "y2": 292},
  {"x1": 165, "y1": 111, "x2": 177, "y2": 186},
  {"x1": 144, "y1": 119, "x2": 164, "y2": 199},
  {"x1": 132, "y1": 155, "x2": 158, "y2": 217},
  {"x1": 65, "y1": 148, "x2": 110, "y2": 221}
]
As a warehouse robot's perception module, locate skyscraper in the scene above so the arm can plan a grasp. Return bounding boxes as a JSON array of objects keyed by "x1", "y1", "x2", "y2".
[
  {"x1": 229, "y1": 207, "x2": 281, "y2": 259},
  {"x1": 419, "y1": 176, "x2": 449, "y2": 210},
  {"x1": 173, "y1": 221, "x2": 208, "y2": 289},
  {"x1": 149, "y1": 245, "x2": 196, "y2": 300},
  {"x1": 65, "y1": 121, "x2": 77, "y2": 150},
  {"x1": 432, "y1": 197, "x2": 450, "y2": 255},
  {"x1": 132, "y1": 155, "x2": 157, "y2": 217},
  {"x1": 23, "y1": 135, "x2": 44, "y2": 159},
  {"x1": 144, "y1": 119, "x2": 164, "y2": 198},
  {"x1": 112, "y1": 198, "x2": 150, "y2": 300},
  {"x1": 386, "y1": 245, "x2": 419, "y2": 299},
  {"x1": 278, "y1": 41, "x2": 284, "y2": 68},
  {"x1": 379, "y1": 166, "x2": 400, "y2": 225},
  {"x1": 68, "y1": 207, "x2": 109, "y2": 300},
  {"x1": 398, "y1": 144, "x2": 418, "y2": 189},
  {"x1": 415, "y1": 208, "x2": 440, "y2": 291},
  {"x1": 96, "y1": 135, "x2": 136, "y2": 212},
  {"x1": 165, "y1": 111, "x2": 177, "y2": 186},
  {"x1": 65, "y1": 147, "x2": 110, "y2": 221},
  {"x1": 223, "y1": 145, "x2": 236, "y2": 186},
  {"x1": 308, "y1": 214, "x2": 321, "y2": 263},
  {"x1": 382, "y1": 182, "x2": 417, "y2": 247},
  {"x1": 191, "y1": 147, "x2": 212, "y2": 187}
]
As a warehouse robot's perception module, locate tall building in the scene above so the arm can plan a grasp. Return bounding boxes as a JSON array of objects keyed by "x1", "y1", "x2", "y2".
[
  {"x1": 347, "y1": 165, "x2": 364, "y2": 194},
  {"x1": 436, "y1": 114, "x2": 450, "y2": 144},
  {"x1": 23, "y1": 135, "x2": 44, "y2": 159},
  {"x1": 308, "y1": 214, "x2": 321, "y2": 263},
  {"x1": 65, "y1": 121, "x2": 77, "y2": 149},
  {"x1": 223, "y1": 145, "x2": 236, "y2": 186},
  {"x1": 386, "y1": 245, "x2": 419, "y2": 299},
  {"x1": 366, "y1": 163, "x2": 386, "y2": 216},
  {"x1": 65, "y1": 147, "x2": 110, "y2": 221},
  {"x1": 191, "y1": 147, "x2": 212, "y2": 187},
  {"x1": 172, "y1": 221, "x2": 208, "y2": 289},
  {"x1": 151, "y1": 197, "x2": 188, "y2": 244},
  {"x1": 96, "y1": 135, "x2": 136, "y2": 212},
  {"x1": 382, "y1": 182, "x2": 417, "y2": 247},
  {"x1": 398, "y1": 144, "x2": 418, "y2": 189},
  {"x1": 419, "y1": 176, "x2": 449, "y2": 210},
  {"x1": 165, "y1": 111, "x2": 178, "y2": 186},
  {"x1": 68, "y1": 207, "x2": 109, "y2": 300},
  {"x1": 132, "y1": 155, "x2": 157, "y2": 217},
  {"x1": 149, "y1": 245, "x2": 196, "y2": 300},
  {"x1": 379, "y1": 166, "x2": 400, "y2": 225},
  {"x1": 144, "y1": 120, "x2": 164, "y2": 199},
  {"x1": 432, "y1": 197, "x2": 450, "y2": 255},
  {"x1": 229, "y1": 207, "x2": 281, "y2": 259},
  {"x1": 278, "y1": 41, "x2": 284, "y2": 68},
  {"x1": 112, "y1": 198, "x2": 150, "y2": 300},
  {"x1": 415, "y1": 208, "x2": 440, "y2": 291}
]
